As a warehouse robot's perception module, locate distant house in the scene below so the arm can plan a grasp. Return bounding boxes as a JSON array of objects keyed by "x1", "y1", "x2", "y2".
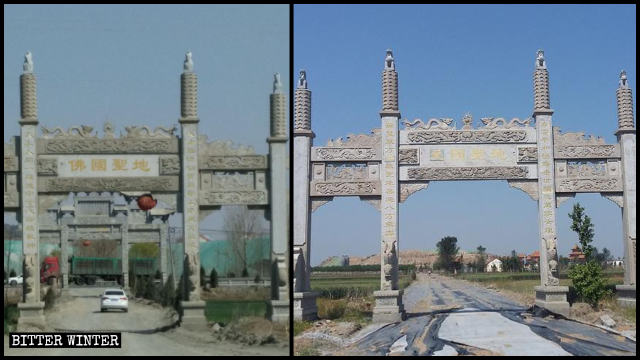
[
  {"x1": 486, "y1": 258, "x2": 503, "y2": 272},
  {"x1": 607, "y1": 259, "x2": 623, "y2": 268},
  {"x1": 568, "y1": 244, "x2": 586, "y2": 264}
]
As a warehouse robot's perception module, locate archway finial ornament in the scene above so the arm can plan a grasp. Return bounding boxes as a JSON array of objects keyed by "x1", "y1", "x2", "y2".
[
  {"x1": 7, "y1": 52, "x2": 290, "y2": 329},
  {"x1": 293, "y1": 49, "x2": 636, "y2": 321}
]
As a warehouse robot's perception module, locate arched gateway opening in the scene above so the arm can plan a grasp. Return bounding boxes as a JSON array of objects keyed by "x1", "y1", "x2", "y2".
[{"x1": 293, "y1": 50, "x2": 636, "y2": 322}]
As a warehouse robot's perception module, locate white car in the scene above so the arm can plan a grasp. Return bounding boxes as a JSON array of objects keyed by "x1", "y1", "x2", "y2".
[
  {"x1": 8, "y1": 275, "x2": 23, "y2": 286},
  {"x1": 100, "y1": 288, "x2": 128, "y2": 312}
]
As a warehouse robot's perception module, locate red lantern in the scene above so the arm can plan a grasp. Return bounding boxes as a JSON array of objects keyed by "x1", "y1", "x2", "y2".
[
  {"x1": 82, "y1": 240, "x2": 91, "y2": 247},
  {"x1": 137, "y1": 194, "x2": 157, "y2": 211}
]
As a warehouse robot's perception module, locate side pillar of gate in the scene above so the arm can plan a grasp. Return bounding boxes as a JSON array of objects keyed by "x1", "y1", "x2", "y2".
[
  {"x1": 268, "y1": 73, "x2": 290, "y2": 322},
  {"x1": 531, "y1": 50, "x2": 570, "y2": 316},
  {"x1": 178, "y1": 52, "x2": 207, "y2": 330},
  {"x1": 17, "y1": 52, "x2": 46, "y2": 329},
  {"x1": 373, "y1": 50, "x2": 405, "y2": 323},
  {"x1": 293, "y1": 70, "x2": 319, "y2": 320},
  {"x1": 614, "y1": 70, "x2": 636, "y2": 307}
]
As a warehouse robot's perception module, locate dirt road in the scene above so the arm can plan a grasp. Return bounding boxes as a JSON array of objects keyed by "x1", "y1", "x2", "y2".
[
  {"x1": 300, "y1": 274, "x2": 636, "y2": 356},
  {"x1": 5, "y1": 286, "x2": 288, "y2": 356}
]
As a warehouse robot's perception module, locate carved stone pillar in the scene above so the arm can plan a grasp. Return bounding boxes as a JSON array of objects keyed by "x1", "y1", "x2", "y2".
[
  {"x1": 532, "y1": 50, "x2": 569, "y2": 316},
  {"x1": 293, "y1": 70, "x2": 319, "y2": 320},
  {"x1": 615, "y1": 70, "x2": 636, "y2": 307},
  {"x1": 373, "y1": 50, "x2": 405, "y2": 323},
  {"x1": 268, "y1": 73, "x2": 290, "y2": 322},
  {"x1": 60, "y1": 223, "x2": 70, "y2": 288},
  {"x1": 17, "y1": 52, "x2": 46, "y2": 329},
  {"x1": 160, "y1": 224, "x2": 168, "y2": 284},
  {"x1": 178, "y1": 52, "x2": 206, "y2": 330},
  {"x1": 121, "y1": 222, "x2": 129, "y2": 290}
]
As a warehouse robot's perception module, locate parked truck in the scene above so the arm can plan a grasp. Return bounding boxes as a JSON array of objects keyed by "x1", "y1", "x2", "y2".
[{"x1": 40, "y1": 256, "x2": 158, "y2": 286}]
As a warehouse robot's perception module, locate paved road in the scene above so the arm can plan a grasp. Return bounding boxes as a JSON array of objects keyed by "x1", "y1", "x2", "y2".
[
  {"x1": 5, "y1": 286, "x2": 287, "y2": 356},
  {"x1": 333, "y1": 274, "x2": 636, "y2": 356}
]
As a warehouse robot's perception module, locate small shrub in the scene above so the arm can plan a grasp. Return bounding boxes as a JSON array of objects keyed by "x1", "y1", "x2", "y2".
[
  {"x1": 568, "y1": 261, "x2": 612, "y2": 309},
  {"x1": 200, "y1": 266, "x2": 205, "y2": 287},
  {"x1": 10, "y1": 270, "x2": 17, "y2": 278},
  {"x1": 410, "y1": 270, "x2": 417, "y2": 281},
  {"x1": 254, "y1": 274, "x2": 261, "y2": 284},
  {"x1": 242, "y1": 268, "x2": 249, "y2": 278},
  {"x1": 161, "y1": 275, "x2": 176, "y2": 307},
  {"x1": 228, "y1": 272, "x2": 236, "y2": 278},
  {"x1": 210, "y1": 268, "x2": 218, "y2": 288}
]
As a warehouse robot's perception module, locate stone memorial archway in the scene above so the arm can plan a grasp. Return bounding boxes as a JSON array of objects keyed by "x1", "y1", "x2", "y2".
[
  {"x1": 4, "y1": 52, "x2": 289, "y2": 329},
  {"x1": 293, "y1": 50, "x2": 635, "y2": 322}
]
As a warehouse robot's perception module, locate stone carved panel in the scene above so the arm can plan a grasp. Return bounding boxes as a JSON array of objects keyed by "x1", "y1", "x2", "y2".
[
  {"x1": 326, "y1": 164, "x2": 368, "y2": 181},
  {"x1": 199, "y1": 191, "x2": 267, "y2": 205},
  {"x1": 325, "y1": 129, "x2": 381, "y2": 147},
  {"x1": 553, "y1": 128, "x2": 620, "y2": 159},
  {"x1": 517, "y1": 147, "x2": 538, "y2": 162},
  {"x1": 160, "y1": 156, "x2": 180, "y2": 175},
  {"x1": 398, "y1": 149, "x2": 419, "y2": 165},
  {"x1": 40, "y1": 138, "x2": 178, "y2": 154},
  {"x1": 38, "y1": 176, "x2": 180, "y2": 192},
  {"x1": 198, "y1": 135, "x2": 256, "y2": 155},
  {"x1": 310, "y1": 181, "x2": 381, "y2": 196},
  {"x1": 406, "y1": 130, "x2": 528, "y2": 144},
  {"x1": 4, "y1": 191, "x2": 19, "y2": 208},
  {"x1": 37, "y1": 158, "x2": 57, "y2": 175},
  {"x1": 507, "y1": 180, "x2": 539, "y2": 201},
  {"x1": 209, "y1": 172, "x2": 254, "y2": 190},
  {"x1": 199, "y1": 155, "x2": 267, "y2": 170},
  {"x1": 556, "y1": 177, "x2": 622, "y2": 192},
  {"x1": 399, "y1": 183, "x2": 428, "y2": 202},
  {"x1": 402, "y1": 118, "x2": 454, "y2": 130},
  {"x1": 566, "y1": 161, "x2": 607, "y2": 178},
  {"x1": 4, "y1": 156, "x2": 19, "y2": 172},
  {"x1": 313, "y1": 148, "x2": 378, "y2": 161},
  {"x1": 407, "y1": 166, "x2": 529, "y2": 180}
]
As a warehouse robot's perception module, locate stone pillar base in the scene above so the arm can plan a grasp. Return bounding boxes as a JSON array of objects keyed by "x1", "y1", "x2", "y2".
[
  {"x1": 372, "y1": 289, "x2": 405, "y2": 323},
  {"x1": 293, "y1": 291, "x2": 318, "y2": 321},
  {"x1": 269, "y1": 299, "x2": 290, "y2": 323},
  {"x1": 534, "y1": 286, "x2": 570, "y2": 317},
  {"x1": 616, "y1": 284, "x2": 636, "y2": 308},
  {"x1": 180, "y1": 300, "x2": 207, "y2": 331},
  {"x1": 17, "y1": 302, "x2": 46, "y2": 330}
]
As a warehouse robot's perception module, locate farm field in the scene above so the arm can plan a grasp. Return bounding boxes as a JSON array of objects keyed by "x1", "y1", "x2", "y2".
[{"x1": 205, "y1": 300, "x2": 268, "y2": 325}]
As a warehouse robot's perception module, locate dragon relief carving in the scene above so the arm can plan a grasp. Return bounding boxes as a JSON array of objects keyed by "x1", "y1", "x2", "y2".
[
  {"x1": 407, "y1": 130, "x2": 527, "y2": 144},
  {"x1": 556, "y1": 178, "x2": 622, "y2": 192},
  {"x1": 123, "y1": 125, "x2": 177, "y2": 138},
  {"x1": 402, "y1": 118, "x2": 453, "y2": 130},
  {"x1": 41, "y1": 125, "x2": 95, "y2": 138},
  {"x1": 408, "y1": 166, "x2": 529, "y2": 180},
  {"x1": 37, "y1": 158, "x2": 57, "y2": 175},
  {"x1": 313, "y1": 181, "x2": 379, "y2": 196},
  {"x1": 159, "y1": 156, "x2": 181, "y2": 175},
  {"x1": 480, "y1": 117, "x2": 531, "y2": 129}
]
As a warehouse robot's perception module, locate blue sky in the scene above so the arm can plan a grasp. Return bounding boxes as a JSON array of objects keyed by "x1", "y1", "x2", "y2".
[
  {"x1": 4, "y1": 5, "x2": 289, "y2": 235},
  {"x1": 294, "y1": 4, "x2": 636, "y2": 265}
]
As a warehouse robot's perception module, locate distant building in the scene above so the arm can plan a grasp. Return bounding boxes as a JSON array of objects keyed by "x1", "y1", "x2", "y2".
[
  {"x1": 568, "y1": 244, "x2": 586, "y2": 264},
  {"x1": 486, "y1": 258, "x2": 503, "y2": 272},
  {"x1": 607, "y1": 259, "x2": 623, "y2": 267}
]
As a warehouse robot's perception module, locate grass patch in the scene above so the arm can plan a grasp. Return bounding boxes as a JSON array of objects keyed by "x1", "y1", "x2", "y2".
[
  {"x1": 311, "y1": 274, "x2": 413, "y2": 300},
  {"x1": 296, "y1": 346, "x2": 321, "y2": 356},
  {"x1": 4, "y1": 304, "x2": 19, "y2": 334},
  {"x1": 205, "y1": 300, "x2": 267, "y2": 325},
  {"x1": 293, "y1": 320, "x2": 314, "y2": 336}
]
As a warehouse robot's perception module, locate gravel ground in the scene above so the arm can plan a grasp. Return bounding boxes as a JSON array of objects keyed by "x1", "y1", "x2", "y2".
[{"x1": 307, "y1": 273, "x2": 636, "y2": 356}]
